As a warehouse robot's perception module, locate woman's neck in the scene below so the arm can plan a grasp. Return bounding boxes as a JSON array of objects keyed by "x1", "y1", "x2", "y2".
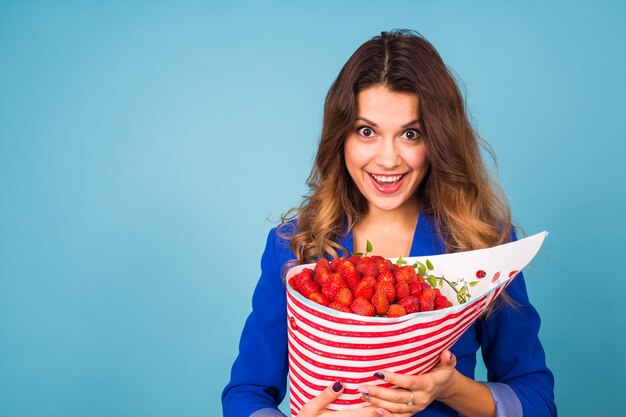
[{"x1": 352, "y1": 199, "x2": 421, "y2": 257}]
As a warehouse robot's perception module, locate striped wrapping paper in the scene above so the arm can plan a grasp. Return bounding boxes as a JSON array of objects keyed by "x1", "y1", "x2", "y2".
[{"x1": 285, "y1": 231, "x2": 547, "y2": 416}]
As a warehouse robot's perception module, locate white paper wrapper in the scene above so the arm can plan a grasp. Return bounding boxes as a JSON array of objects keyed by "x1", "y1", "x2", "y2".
[{"x1": 285, "y1": 231, "x2": 547, "y2": 415}]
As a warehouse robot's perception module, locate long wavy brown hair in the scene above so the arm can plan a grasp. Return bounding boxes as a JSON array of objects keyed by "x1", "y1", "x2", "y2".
[{"x1": 279, "y1": 29, "x2": 515, "y2": 265}]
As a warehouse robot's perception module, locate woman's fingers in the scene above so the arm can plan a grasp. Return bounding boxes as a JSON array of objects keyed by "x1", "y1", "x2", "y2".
[
  {"x1": 359, "y1": 385, "x2": 412, "y2": 404},
  {"x1": 360, "y1": 385, "x2": 423, "y2": 414},
  {"x1": 434, "y1": 349, "x2": 456, "y2": 368},
  {"x1": 371, "y1": 370, "x2": 431, "y2": 392},
  {"x1": 362, "y1": 393, "x2": 420, "y2": 414},
  {"x1": 361, "y1": 351, "x2": 458, "y2": 414},
  {"x1": 326, "y1": 405, "x2": 383, "y2": 416},
  {"x1": 297, "y1": 382, "x2": 385, "y2": 417},
  {"x1": 298, "y1": 353, "x2": 456, "y2": 416},
  {"x1": 371, "y1": 350, "x2": 456, "y2": 390},
  {"x1": 297, "y1": 381, "x2": 344, "y2": 416},
  {"x1": 369, "y1": 408, "x2": 411, "y2": 417}
]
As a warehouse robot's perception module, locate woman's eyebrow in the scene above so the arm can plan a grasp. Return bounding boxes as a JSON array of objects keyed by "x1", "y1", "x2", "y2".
[
  {"x1": 355, "y1": 116, "x2": 420, "y2": 128},
  {"x1": 401, "y1": 118, "x2": 421, "y2": 128}
]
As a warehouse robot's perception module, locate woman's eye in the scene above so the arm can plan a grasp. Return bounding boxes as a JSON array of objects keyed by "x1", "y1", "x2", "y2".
[
  {"x1": 357, "y1": 126, "x2": 375, "y2": 137},
  {"x1": 402, "y1": 129, "x2": 421, "y2": 141}
]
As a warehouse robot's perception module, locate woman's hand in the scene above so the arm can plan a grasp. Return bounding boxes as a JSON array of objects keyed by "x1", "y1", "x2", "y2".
[
  {"x1": 297, "y1": 380, "x2": 383, "y2": 417},
  {"x1": 358, "y1": 350, "x2": 459, "y2": 416}
]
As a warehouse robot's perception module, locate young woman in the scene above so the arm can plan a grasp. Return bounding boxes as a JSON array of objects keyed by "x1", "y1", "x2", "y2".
[{"x1": 222, "y1": 30, "x2": 556, "y2": 417}]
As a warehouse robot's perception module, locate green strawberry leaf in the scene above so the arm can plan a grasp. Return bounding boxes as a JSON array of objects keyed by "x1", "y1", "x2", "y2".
[
  {"x1": 355, "y1": 252, "x2": 364, "y2": 258},
  {"x1": 417, "y1": 262, "x2": 427, "y2": 276},
  {"x1": 469, "y1": 281, "x2": 479, "y2": 287},
  {"x1": 457, "y1": 293, "x2": 466, "y2": 304},
  {"x1": 412, "y1": 263, "x2": 418, "y2": 269},
  {"x1": 426, "y1": 259, "x2": 434, "y2": 271},
  {"x1": 366, "y1": 239, "x2": 373, "y2": 253},
  {"x1": 427, "y1": 276, "x2": 437, "y2": 288},
  {"x1": 396, "y1": 257, "x2": 407, "y2": 266},
  {"x1": 459, "y1": 285, "x2": 468, "y2": 297},
  {"x1": 438, "y1": 278, "x2": 444, "y2": 288}
]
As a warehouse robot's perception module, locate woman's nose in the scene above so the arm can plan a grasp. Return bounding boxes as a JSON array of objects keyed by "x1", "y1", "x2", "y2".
[{"x1": 375, "y1": 137, "x2": 401, "y2": 169}]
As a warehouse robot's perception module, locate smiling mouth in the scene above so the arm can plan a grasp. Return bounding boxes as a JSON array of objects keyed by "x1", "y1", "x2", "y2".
[{"x1": 369, "y1": 173, "x2": 406, "y2": 185}]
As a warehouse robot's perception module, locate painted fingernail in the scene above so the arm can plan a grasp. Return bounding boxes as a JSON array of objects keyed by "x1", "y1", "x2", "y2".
[
  {"x1": 358, "y1": 387, "x2": 369, "y2": 394},
  {"x1": 332, "y1": 381, "x2": 343, "y2": 392},
  {"x1": 375, "y1": 408, "x2": 384, "y2": 416},
  {"x1": 374, "y1": 372, "x2": 385, "y2": 380}
]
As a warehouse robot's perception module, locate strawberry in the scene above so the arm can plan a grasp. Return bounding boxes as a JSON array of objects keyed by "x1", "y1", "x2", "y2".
[
  {"x1": 395, "y1": 281, "x2": 410, "y2": 300},
  {"x1": 415, "y1": 273, "x2": 425, "y2": 284},
  {"x1": 350, "y1": 297, "x2": 375, "y2": 316},
  {"x1": 418, "y1": 287, "x2": 436, "y2": 311},
  {"x1": 362, "y1": 275, "x2": 377, "y2": 287},
  {"x1": 395, "y1": 265, "x2": 417, "y2": 284},
  {"x1": 352, "y1": 280, "x2": 374, "y2": 300},
  {"x1": 288, "y1": 277, "x2": 297, "y2": 290},
  {"x1": 329, "y1": 301, "x2": 352, "y2": 313},
  {"x1": 330, "y1": 257, "x2": 343, "y2": 272},
  {"x1": 309, "y1": 292, "x2": 330, "y2": 306},
  {"x1": 301, "y1": 268, "x2": 314, "y2": 281},
  {"x1": 356, "y1": 257, "x2": 378, "y2": 277},
  {"x1": 409, "y1": 282, "x2": 423, "y2": 297},
  {"x1": 387, "y1": 304, "x2": 407, "y2": 318},
  {"x1": 347, "y1": 255, "x2": 361, "y2": 266},
  {"x1": 343, "y1": 269, "x2": 362, "y2": 288},
  {"x1": 290, "y1": 272, "x2": 304, "y2": 291},
  {"x1": 335, "y1": 287, "x2": 354, "y2": 306},
  {"x1": 299, "y1": 279, "x2": 320, "y2": 298},
  {"x1": 376, "y1": 258, "x2": 394, "y2": 274},
  {"x1": 314, "y1": 267, "x2": 332, "y2": 287},
  {"x1": 321, "y1": 273, "x2": 346, "y2": 300},
  {"x1": 377, "y1": 269, "x2": 395, "y2": 285},
  {"x1": 398, "y1": 296, "x2": 419, "y2": 313},
  {"x1": 315, "y1": 258, "x2": 331, "y2": 273},
  {"x1": 371, "y1": 290, "x2": 389, "y2": 315},
  {"x1": 434, "y1": 295, "x2": 452, "y2": 310},
  {"x1": 374, "y1": 280, "x2": 396, "y2": 304},
  {"x1": 337, "y1": 260, "x2": 361, "y2": 287},
  {"x1": 355, "y1": 256, "x2": 372, "y2": 270},
  {"x1": 420, "y1": 282, "x2": 432, "y2": 291}
]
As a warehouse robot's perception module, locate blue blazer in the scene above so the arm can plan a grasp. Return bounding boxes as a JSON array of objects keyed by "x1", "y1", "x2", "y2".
[{"x1": 222, "y1": 214, "x2": 556, "y2": 416}]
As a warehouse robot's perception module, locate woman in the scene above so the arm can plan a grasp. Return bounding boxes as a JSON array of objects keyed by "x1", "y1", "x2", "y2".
[{"x1": 222, "y1": 30, "x2": 556, "y2": 417}]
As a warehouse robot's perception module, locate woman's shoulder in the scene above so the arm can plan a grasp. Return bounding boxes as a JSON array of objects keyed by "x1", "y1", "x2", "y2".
[{"x1": 264, "y1": 219, "x2": 298, "y2": 267}]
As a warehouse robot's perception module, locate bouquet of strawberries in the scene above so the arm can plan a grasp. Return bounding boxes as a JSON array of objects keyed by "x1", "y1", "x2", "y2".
[
  {"x1": 285, "y1": 232, "x2": 547, "y2": 416},
  {"x1": 288, "y1": 252, "x2": 453, "y2": 319}
]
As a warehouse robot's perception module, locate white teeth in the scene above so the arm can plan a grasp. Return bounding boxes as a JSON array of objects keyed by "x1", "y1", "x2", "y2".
[{"x1": 371, "y1": 174, "x2": 403, "y2": 183}]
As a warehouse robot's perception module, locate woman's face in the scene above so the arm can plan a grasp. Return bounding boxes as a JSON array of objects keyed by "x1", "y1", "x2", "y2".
[{"x1": 344, "y1": 85, "x2": 429, "y2": 214}]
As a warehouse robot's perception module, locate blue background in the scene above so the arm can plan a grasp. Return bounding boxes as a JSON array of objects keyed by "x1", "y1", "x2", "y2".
[{"x1": 1, "y1": 1, "x2": 625, "y2": 416}]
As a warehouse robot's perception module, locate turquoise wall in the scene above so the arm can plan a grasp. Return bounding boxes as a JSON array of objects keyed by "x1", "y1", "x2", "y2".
[{"x1": 1, "y1": 1, "x2": 624, "y2": 416}]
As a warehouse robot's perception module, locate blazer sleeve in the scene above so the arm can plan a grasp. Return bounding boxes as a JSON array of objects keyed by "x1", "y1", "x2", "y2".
[
  {"x1": 222, "y1": 228, "x2": 290, "y2": 417},
  {"x1": 478, "y1": 270, "x2": 557, "y2": 417}
]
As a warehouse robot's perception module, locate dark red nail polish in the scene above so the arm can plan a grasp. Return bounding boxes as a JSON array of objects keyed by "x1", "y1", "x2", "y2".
[
  {"x1": 332, "y1": 381, "x2": 343, "y2": 392},
  {"x1": 374, "y1": 372, "x2": 385, "y2": 380}
]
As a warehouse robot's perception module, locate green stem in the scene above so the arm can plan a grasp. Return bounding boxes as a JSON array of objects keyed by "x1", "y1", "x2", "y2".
[{"x1": 439, "y1": 275, "x2": 469, "y2": 303}]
